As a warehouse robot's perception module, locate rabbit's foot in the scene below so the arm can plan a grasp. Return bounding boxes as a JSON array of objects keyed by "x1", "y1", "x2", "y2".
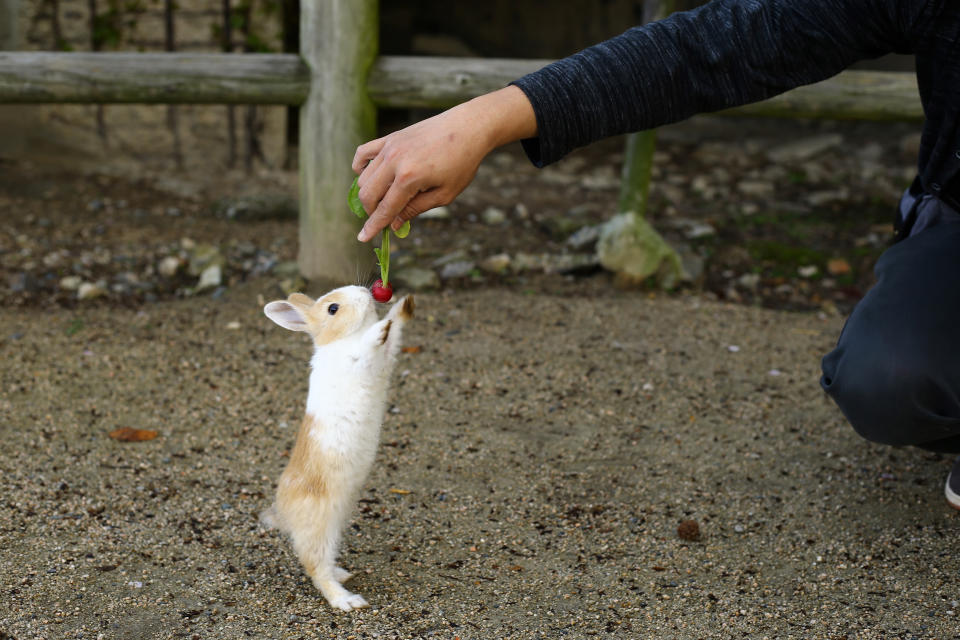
[
  {"x1": 316, "y1": 576, "x2": 368, "y2": 611},
  {"x1": 333, "y1": 566, "x2": 353, "y2": 583},
  {"x1": 378, "y1": 320, "x2": 393, "y2": 346}
]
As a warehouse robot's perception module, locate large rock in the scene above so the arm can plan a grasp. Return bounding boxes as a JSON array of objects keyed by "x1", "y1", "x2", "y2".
[
  {"x1": 395, "y1": 267, "x2": 440, "y2": 291},
  {"x1": 596, "y1": 213, "x2": 686, "y2": 289},
  {"x1": 767, "y1": 134, "x2": 844, "y2": 163}
]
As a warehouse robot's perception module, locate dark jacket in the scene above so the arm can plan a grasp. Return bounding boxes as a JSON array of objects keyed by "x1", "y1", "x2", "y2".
[{"x1": 512, "y1": 0, "x2": 960, "y2": 211}]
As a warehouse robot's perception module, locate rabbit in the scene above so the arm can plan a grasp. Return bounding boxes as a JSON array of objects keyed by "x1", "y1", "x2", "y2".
[{"x1": 260, "y1": 285, "x2": 414, "y2": 611}]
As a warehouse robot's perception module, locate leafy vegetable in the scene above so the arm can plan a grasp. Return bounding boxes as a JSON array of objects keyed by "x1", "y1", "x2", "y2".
[{"x1": 348, "y1": 176, "x2": 412, "y2": 289}]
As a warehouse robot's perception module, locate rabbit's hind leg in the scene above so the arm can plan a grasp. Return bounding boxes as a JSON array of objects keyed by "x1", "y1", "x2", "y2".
[{"x1": 288, "y1": 503, "x2": 368, "y2": 611}]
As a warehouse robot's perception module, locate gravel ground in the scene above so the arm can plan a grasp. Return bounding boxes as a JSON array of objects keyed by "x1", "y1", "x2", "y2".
[{"x1": 1, "y1": 282, "x2": 958, "y2": 639}]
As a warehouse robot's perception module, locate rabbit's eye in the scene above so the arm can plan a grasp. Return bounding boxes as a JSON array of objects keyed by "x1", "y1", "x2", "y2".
[{"x1": 328, "y1": 303, "x2": 339, "y2": 315}]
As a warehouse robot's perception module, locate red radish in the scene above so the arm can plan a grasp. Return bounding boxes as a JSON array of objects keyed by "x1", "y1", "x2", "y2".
[{"x1": 371, "y1": 279, "x2": 393, "y2": 303}]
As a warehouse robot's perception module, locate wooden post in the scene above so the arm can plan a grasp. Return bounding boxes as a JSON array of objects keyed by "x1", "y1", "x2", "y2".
[
  {"x1": 0, "y1": 0, "x2": 25, "y2": 158},
  {"x1": 298, "y1": 0, "x2": 378, "y2": 283},
  {"x1": 0, "y1": 0, "x2": 18, "y2": 51},
  {"x1": 617, "y1": 0, "x2": 673, "y2": 215}
]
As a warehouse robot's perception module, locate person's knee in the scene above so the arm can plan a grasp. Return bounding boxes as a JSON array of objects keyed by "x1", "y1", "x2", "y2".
[{"x1": 822, "y1": 348, "x2": 949, "y2": 446}]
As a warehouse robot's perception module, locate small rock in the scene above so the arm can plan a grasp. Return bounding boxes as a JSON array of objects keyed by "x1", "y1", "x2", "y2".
[
  {"x1": 566, "y1": 225, "x2": 603, "y2": 250},
  {"x1": 480, "y1": 253, "x2": 511, "y2": 274},
  {"x1": 797, "y1": 265, "x2": 819, "y2": 278},
  {"x1": 826, "y1": 258, "x2": 851, "y2": 275},
  {"x1": 514, "y1": 203, "x2": 529, "y2": 219},
  {"x1": 77, "y1": 282, "x2": 106, "y2": 300},
  {"x1": 677, "y1": 520, "x2": 701, "y2": 542},
  {"x1": 737, "y1": 180, "x2": 775, "y2": 198},
  {"x1": 664, "y1": 217, "x2": 717, "y2": 240},
  {"x1": 211, "y1": 194, "x2": 297, "y2": 221},
  {"x1": 394, "y1": 267, "x2": 439, "y2": 291},
  {"x1": 225, "y1": 321, "x2": 241, "y2": 330},
  {"x1": 188, "y1": 244, "x2": 224, "y2": 277},
  {"x1": 158, "y1": 256, "x2": 181, "y2": 277},
  {"x1": 737, "y1": 273, "x2": 761, "y2": 291},
  {"x1": 60, "y1": 275, "x2": 82, "y2": 291},
  {"x1": 272, "y1": 261, "x2": 301, "y2": 278},
  {"x1": 196, "y1": 264, "x2": 222, "y2": 292},
  {"x1": 440, "y1": 261, "x2": 475, "y2": 279},
  {"x1": 766, "y1": 134, "x2": 844, "y2": 163},
  {"x1": 9, "y1": 272, "x2": 40, "y2": 293},
  {"x1": 581, "y1": 168, "x2": 620, "y2": 190},
  {"x1": 805, "y1": 189, "x2": 849, "y2": 207},
  {"x1": 432, "y1": 250, "x2": 469, "y2": 268},
  {"x1": 420, "y1": 206, "x2": 451, "y2": 220},
  {"x1": 481, "y1": 207, "x2": 506, "y2": 225}
]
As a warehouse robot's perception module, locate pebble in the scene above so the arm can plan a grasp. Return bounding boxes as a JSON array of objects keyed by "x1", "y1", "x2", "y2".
[
  {"x1": 766, "y1": 134, "x2": 843, "y2": 163},
  {"x1": 9, "y1": 272, "x2": 39, "y2": 293},
  {"x1": 481, "y1": 207, "x2": 506, "y2": 225},
  {"x1": 196, "y1": 264, "x2": 222, "y2": 292},
  {"x1": 432, "y1": 250, "x2": 469, "y2": 268},
  {"x1": 77, "y1": 282, "x2": 106, "y2": 300},
  {"x1": 440, "y1": 261, "x2": 476, "y2": 280},
  {"x1": 566, "y1": 224, "x2": 603, "y2": 250},
  {"x1": 420, "y1": 206, "x2": 451, "y2": 220},
  {"x1": 737, "y1": 180, "x2": 775, "y2": 198},
  {"x1": 394, "y1": 267, "x2": 440, "y2": 291},
  {"x1": 158, "y1": 256, "x2": 181, "y2": 277},
  {"x1": 797, "y1": 265, "x2": 819, "y2": 278},
  {"x1": 479, "y1": 253, "x2": 511, "y2": 274},
  {"x1": 737, "y1": 273, "x2": 761, "y2": 291}
]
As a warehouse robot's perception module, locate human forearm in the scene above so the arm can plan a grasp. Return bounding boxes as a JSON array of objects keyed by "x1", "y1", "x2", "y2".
[{"x1": 513, "y1": 0, "x2": 926, "y2": 166}]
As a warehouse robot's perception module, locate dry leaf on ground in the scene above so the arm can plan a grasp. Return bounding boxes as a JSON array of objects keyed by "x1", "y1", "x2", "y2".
[{"x1": 108, "y1": 427, "x2": 158, "y2": 442}]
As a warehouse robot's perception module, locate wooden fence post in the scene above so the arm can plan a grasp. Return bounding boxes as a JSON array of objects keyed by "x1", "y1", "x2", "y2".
[
  {"x1": 617, "y1": 0, "x2": 674, "y2": 215},
  {"x1": 298, "y1": 0, "x2": 378, "y2": 283},
  {"x1": 597, "y1": 0, "x2": 685, "y2": 289},
  {"x1": 0, "y1": 0, "x2": 17, "y2": 51},
  {"x1": 0, "y1": 0, "x2": 25, "y2": 158}
]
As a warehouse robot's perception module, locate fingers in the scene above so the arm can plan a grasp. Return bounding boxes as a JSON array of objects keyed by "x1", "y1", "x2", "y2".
[
  {"x1": 352, "y1": 137, "x2": 385, "y2": 174},
  {"x1": 389, "y1": 189, "x2": 445, "y2": 230},
  {"x1": 358, "y1": 179, "x2": 421, "y2": 242}
]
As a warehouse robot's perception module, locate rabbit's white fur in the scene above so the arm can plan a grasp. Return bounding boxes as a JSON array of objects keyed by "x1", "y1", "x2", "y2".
[{"x1": 262, "y1": 285, "x2": 413, "y2": 611}]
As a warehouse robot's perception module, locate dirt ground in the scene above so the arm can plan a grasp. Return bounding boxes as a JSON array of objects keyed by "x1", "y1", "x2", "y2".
[{"x1": 1, "y1": 116, "x2": 959, "y2": 639}]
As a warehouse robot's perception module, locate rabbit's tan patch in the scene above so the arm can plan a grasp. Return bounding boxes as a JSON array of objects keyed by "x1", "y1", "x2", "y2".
[{"x1": 277, "y1": 414, "x2": 332, "y2": 502}]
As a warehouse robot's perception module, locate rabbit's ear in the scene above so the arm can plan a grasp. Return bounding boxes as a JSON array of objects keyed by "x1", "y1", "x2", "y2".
[
  {"x1": 264, "y1": 300, "x2": 310, "y2": 332},
  {"x1": 287, "y1": 292, "x2": 314, "y2": 308}
]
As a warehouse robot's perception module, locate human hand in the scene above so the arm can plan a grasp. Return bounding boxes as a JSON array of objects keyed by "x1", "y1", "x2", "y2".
[{"x1": 352, "y1": 85, "x2": 537, "y2": 242}]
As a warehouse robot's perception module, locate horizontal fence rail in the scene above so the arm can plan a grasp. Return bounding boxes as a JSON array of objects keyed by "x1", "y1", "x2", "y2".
[
  {"x1": 0, "y1": 52, "x2": 309, "y2": 104},
  {"x1": 0, "y1": 52, "x2": 924, "y2": 122}
]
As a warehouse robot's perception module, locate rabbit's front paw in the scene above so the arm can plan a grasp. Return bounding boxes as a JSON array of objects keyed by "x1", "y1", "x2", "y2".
[
  {"x1": 377, "y1": 319, "x2": 393, "y2": 346},
  {"x1": 329, "y1": 590, "x2": 369, "y2": 612}
]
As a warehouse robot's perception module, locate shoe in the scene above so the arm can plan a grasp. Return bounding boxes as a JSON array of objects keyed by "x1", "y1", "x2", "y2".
[{"x1": 946, "y1": 456, "x2": 960, "y2": 510}]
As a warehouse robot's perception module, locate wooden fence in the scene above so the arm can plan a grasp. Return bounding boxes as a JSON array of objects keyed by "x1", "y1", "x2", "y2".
[{"x1": 0, "y1": 1, "x2": 923, "y2": 282}]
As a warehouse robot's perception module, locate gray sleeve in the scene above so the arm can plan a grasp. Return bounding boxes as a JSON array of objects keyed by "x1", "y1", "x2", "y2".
[{"x1": 511, "y1": 0, "x2": 931, "y2": 166}]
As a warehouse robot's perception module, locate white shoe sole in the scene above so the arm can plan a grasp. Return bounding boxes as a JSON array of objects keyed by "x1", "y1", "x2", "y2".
[{"x1": 945, "y1": 473, "x2": 960, "y2": 511}]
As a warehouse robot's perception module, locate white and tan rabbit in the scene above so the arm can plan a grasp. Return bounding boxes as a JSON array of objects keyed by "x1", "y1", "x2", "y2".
[{"x1": 261, "y1": 285, "x2": 414, "y2": 611}]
